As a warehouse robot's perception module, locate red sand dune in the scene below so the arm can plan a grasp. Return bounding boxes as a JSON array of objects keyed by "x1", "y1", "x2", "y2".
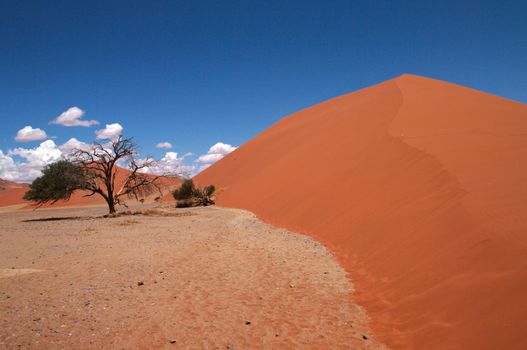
[
  {"x1": 0, "y1": 169, "x2": 180, "y2": 209},
  {"x1": 196, "y1": 74, "x2": 527, "y2": 349},
  {"x1": 0, "y1": 179, "x2": 29, "y2": 207}
]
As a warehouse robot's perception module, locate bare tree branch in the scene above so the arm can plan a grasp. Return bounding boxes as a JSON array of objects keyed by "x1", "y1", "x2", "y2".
[{"x1": 68, "y1": 135, "x2": 160, "y2": 214}]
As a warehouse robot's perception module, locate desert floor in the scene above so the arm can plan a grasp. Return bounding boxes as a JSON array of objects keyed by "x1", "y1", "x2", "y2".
[{"x1": 0, "y1": 205, "x2": 383, "y2": 349}]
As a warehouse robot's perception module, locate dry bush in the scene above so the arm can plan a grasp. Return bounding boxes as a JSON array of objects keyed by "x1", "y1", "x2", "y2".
[
  {"x1": 136, "y1": 208, "x2": 195, "y2": 217},
  {"x1": 117, "y1": 219, "x2": 141, "y2": 226},
  {"x1": 104, "y1": 207, "x2": 196, "y2": 218},
  {"x1": 172, "y1": 179, "x2": 216, "y2": 207}
]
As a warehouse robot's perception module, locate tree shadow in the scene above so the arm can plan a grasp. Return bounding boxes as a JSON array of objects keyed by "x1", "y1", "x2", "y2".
[{"x1": 22, "y1": 216, "x2": 94, "y2": 222}]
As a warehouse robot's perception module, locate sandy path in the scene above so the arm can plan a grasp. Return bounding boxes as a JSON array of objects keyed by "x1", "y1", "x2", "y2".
[{"x1": 0, "y1": 205, "x2": 383, "y2": 349}]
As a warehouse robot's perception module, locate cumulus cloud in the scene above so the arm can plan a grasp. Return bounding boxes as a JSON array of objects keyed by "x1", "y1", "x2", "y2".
[
  {"x1": 9, "y1": 140, "x2": 63, "y2": 168},
  {"x1": 0, "y1": 150, "x2": 18, "y2": 182},
  {"x1": 140, "y1": 152, "x2": 195, "y2": 178},
  {"x1": 0, "y1": 138, "x2": 93, "y2": 183},
  {"x1": 58, "y1": 138, "x2": 90, "y2": 153},
  {"x1": 15, "y1": 126, "x2": 48, "y2": 142},
  {"x1": 50, "y1": 107, "x2": 99, "y2": 127},
  {"x1": 196, "y1": 142, "x2": 236, "y2": 164},
  {"x1": 4, "y1": 140, "x2": 63, "y2": 182},
  {"x1": 156, "y1": 142, "x2": 172, "y2": 149},
  {"x1": 95, "y1": 123, "x2": 123, "y2": 140}
]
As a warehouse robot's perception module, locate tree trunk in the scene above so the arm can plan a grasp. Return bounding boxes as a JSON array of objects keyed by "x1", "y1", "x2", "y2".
[
  {"x1": 106, "y1": 198, "x2": 116, "y2": 214},
  {"x1": 105, "y1": 177, "x2": 115, "y2": 214}
]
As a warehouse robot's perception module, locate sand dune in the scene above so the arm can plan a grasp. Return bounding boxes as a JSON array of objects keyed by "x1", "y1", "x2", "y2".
[
  {"x1": 0, "y1": 180, "x2": 29, "y2": 207},
  {"x1": 0, "y1": 179, "x2": 26, "y2": 190},
  {"x1": 196, "y1": 74, "x2": 527, "y2": 349}
]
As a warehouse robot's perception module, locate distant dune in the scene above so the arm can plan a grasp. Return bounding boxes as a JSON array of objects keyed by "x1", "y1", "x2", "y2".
[
  {"x1": 0, "y1": 169, "x2": 180, "y2": 209},
  {"x1": 0, "y1": 179, "x2": 29, "y2": 207},
  {"x1": 196, "y1": 74, "x2": 527, "y2": 349}
]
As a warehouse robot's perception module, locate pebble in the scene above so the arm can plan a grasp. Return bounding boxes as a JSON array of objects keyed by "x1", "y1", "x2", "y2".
[{"x1": 137, "y1": 281, "x2": 144, "y2": 286}]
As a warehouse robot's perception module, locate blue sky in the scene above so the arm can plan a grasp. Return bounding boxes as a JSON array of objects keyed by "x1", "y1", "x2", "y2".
[{"x1": 1, "y1": 1, "x2": 526, "y2": 181}]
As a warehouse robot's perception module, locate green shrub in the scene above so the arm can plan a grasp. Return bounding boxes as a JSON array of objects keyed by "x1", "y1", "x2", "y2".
[
  {"x1": 172, "y1": 179, "x2": 195, "y2": 200},
  {"x1": 23, "y1": 160, "x2": 87, "y2": 205},
  {"x1": 172, "y1": 180, "x2": 216, "y2": 207}
]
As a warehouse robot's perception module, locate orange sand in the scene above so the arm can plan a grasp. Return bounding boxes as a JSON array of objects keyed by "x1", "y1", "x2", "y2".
[
  {"x1": 0, "y1": 180, "x2": 28, "y2": 207},
  {"x1": 196, "y1": 74, "x2": 527, "y2": 349},
  {"x1": 0, "y1": 205, "x2": 383, "y2": 349}
]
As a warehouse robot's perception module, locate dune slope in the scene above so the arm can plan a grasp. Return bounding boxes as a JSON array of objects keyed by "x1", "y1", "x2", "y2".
[{"x1": 196, "y1": 74, "x2": 527, "y2": 349}]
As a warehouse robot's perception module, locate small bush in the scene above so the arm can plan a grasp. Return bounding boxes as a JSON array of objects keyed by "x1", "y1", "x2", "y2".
[
  {"x1": 172, "y1": 179, "x2": 195, "y2": 200},
  {"x1": 117, "y1": 219, "x2": 141, "y2": 226},
  {"x1": 172, "y1": 180, "x2": 216, "y2": 207}
]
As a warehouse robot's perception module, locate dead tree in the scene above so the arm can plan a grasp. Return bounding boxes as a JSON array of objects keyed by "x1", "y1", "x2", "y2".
[{"x1": 71, "y1": 136, "x2": 160, "y2": 214}]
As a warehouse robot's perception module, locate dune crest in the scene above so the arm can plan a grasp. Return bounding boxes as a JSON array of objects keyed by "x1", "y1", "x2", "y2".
[{"x1": 196, "y1": 74, "x2": 527, "y2": 349}]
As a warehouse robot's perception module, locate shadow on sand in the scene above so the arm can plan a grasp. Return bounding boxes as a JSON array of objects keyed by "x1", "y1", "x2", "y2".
[{"x1": 22, "y1": 216, "x2": 93, "y2": 222}]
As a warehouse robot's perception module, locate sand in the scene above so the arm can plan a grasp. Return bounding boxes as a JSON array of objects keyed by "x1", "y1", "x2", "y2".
[
  {"x1": 0, "y1": 180, "x2": 29, "y2": 207},
  {"x1": 0, "y1": 205, "x2": 383, "y2": 349},
  {"x1": 196, "y1": 74, "x2": 527, "y2": 349}
]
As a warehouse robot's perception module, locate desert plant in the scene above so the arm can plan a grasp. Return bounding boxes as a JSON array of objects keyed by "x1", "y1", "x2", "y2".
[
  {"x1": 23, "y1": 160, "x2": 88, "y2": 205},
  {"x1": 172, "y1": 180, "x2": 215, "y2": 207},
  {"x1": 204, "y1": 185, "x2": 215, "y2": 197},
  {"x1": 172, "y1": 179, "x2": 195, "y2": 200},
  {"x1": 193, "y1": 185, "x2": 216, "y2": 206}
]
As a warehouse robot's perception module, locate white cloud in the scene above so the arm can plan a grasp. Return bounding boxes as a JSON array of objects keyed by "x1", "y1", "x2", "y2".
[
  {"x1": 50, "y1": 107, "x2": 99, "y2": 127},
  {"x1": 0, "y1": 150, "x2": 18, "y2": 182},
  {"x1": 4, "y1": 140, "x2": 63, "y2": 182},
  {"x1": 140, "y1": 151, "x2": 196, "y2": 178},
  {"x1": 15, "y1": 126, "x2": 48, "y2": 142},
  {"x1": 0, "y1": 138, "x2": 94, "y2": 183},
  {"x1": 9, "y1": 140, "x2": 63, "y2": 168},
  {"x1": 95, "y1": 123, "x2": 123, "y2": 140},
  {"x1": 58, "y1": 138, "x2": 90, "y2": 153},
  {"x1": 196, "y1": 142, "x2": 236, "y2": 164},
  {"x1": 156, "y1": 142, "x2": 172, "y2": 149}
]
